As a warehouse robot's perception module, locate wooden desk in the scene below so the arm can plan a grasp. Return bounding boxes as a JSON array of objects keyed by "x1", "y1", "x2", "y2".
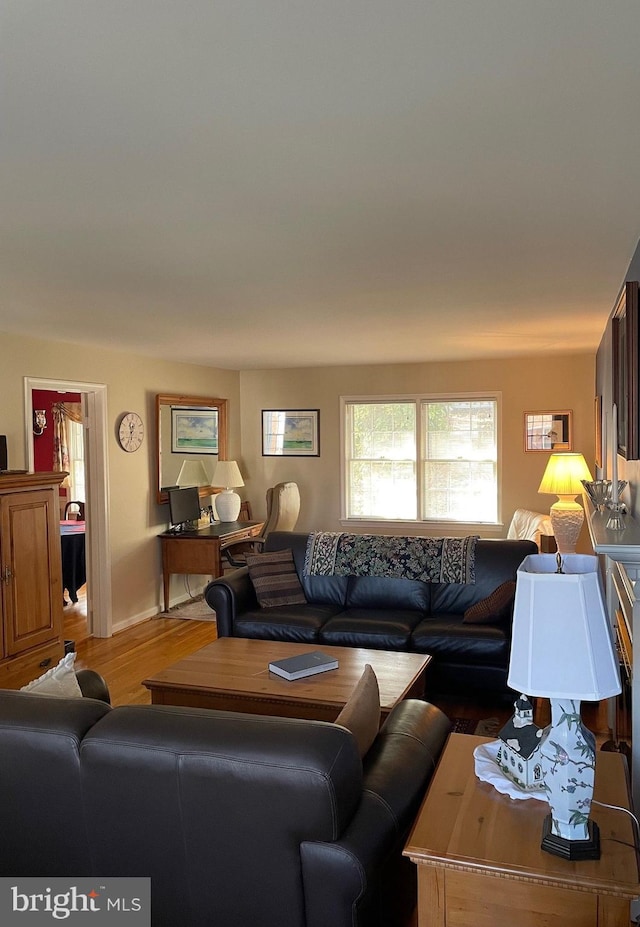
[
  {"x1": 143, "y1": 637, "x2": 431, "y2": 722},
  {"x1": 159, "y1": 520, "x2": 263, "y2": 612},
  {"x1": 404, "y1": 733, "x2": 640, "y2": 927}
]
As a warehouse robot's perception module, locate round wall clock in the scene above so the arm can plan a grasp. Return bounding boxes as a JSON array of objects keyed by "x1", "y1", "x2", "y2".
[{"x1": 118, "y1": 412, "x2": 144, "y2": 453}]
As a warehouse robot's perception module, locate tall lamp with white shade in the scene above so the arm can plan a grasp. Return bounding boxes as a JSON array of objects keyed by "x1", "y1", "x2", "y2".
[
  {"x1": 538, "y1": 452, "x2": 593, "y2": 554},
  {"x1": 508, "y1": 554, "x2": 621, "y2": 860},
  {"x1": 176, "y1": 459, "x2": 210, "y2": 488},
  {"x1": 212, "y1": 460, "x2": 244, "y2": 522}
]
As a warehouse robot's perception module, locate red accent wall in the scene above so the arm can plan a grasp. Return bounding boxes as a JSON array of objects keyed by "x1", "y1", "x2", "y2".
[{"x1": 32, "y1": 389, "x2": 81, "y2": 472}]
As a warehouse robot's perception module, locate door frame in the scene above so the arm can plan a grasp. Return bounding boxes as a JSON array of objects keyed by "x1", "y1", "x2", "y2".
[{"x1": 24, "y1": 377, "x2": 112, "y2": 638}]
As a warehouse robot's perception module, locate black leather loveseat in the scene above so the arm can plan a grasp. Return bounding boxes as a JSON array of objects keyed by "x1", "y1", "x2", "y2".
[
  {"x1": 0, "y1": 689, "x2": 450, "y2": 927},
  {"x1": 205, "y1": 531, "x2": 536, "y2": 698}
]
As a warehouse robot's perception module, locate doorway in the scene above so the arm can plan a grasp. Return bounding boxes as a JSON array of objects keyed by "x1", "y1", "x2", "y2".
[{"x1": 24, "y1": 377, "x2": 112, "y2": 638}]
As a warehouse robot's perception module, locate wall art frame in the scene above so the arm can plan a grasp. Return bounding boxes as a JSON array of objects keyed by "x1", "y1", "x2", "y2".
[
  {"x1": 171, "y1": 406, "x2": 219, "y2": 454},
  {"x1": 262, "y1": 409, "x2": 320, "y2": 457},
  {"x1": 524, "y1": 410, "x2": 572, "y2": 452}
]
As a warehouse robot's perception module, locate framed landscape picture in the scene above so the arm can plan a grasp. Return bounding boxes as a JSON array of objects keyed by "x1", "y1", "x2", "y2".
[
  {"x1": 171, "y1": 407, "x2": 219, "y2": 454},
  {"x1": 262, "y1": 409, "x2": 320, "y2": 456}
]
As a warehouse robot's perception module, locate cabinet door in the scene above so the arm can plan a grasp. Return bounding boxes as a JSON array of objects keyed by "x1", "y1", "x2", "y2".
[{"x1": 0, "y1": 489, "x2": 63, "y2": 657}]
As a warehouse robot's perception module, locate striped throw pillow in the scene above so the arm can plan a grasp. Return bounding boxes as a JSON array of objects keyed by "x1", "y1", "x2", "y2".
[
  {"x1": 463, "y1": 580, "x2": 516, "y2": 624},
  {"x1": 245, "y1": 549, "x2": 307, "y2": 608}
]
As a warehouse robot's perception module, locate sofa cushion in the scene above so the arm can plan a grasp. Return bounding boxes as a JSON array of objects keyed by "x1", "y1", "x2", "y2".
[
  {"x1": 0, "y1": 690, "x2": 111, "y2": 877},
  {"x1": 235, "y1": 604, "x2": 341, "y2": 643},
  {"x1": 463, "y1": 580, "x2": 516, "y2": 623},
  {"x1": 266, "y1": 531, "x2": 349, "y2": 607},
  {"x1": 320, "y1": 609, "x2": 420, "y2": 650},
  {"x1": 412, "y1": 616, "x2": 510, "y2": 665},
  {"x1": 334, "y1": 664, "x2": 380, "y2": 758},
  {"x1": 346, "y1": 575, "x2": 430, "y2": 611},
  {"x1": 20, "y1": 652, "x2": 83, "y2": 699},
  {"x1": 301, "y1": 573, "x2": 350, "y2": 607},
  {"x1": 430, "y1": 539, "x2": 536, "y2": 614},
  {"x1": 246, "y1": 549, "x2": 307, "y2": 608}
]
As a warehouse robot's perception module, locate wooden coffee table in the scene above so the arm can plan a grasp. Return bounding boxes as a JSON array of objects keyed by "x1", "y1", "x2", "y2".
[{"x1": 142, "y1": 637, "x2": 431, "y2": 722}]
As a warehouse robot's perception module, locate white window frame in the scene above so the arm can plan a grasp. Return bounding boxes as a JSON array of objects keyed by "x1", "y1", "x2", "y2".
[
  {"x1": 340, "y1": 392, "x2": 502, "y2": 531},
  {"x1": 67, "y1": 417, "x2": 86, "y2": 504}
]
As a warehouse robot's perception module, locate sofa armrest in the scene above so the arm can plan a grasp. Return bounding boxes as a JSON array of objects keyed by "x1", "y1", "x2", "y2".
[
  {"x1": 301, "y1": 700, "x2": 451, "y2": 927},
  {"x1": 75, "y1": 669, "x2": 111, "y2": 704},
  {"x1": 203, "y1": 568, "x2": 258, "y2": 636},
  {"x1": 363, "y1": 698, "x2": 451, "y2": 798}
]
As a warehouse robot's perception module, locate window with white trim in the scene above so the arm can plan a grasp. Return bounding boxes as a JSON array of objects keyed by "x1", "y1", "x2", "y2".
[
  {"x1": 67, "y1": 418, "x2": 86, "y2": 504},
  {"x1": 343, "y1": 395, "x2": 498, "y2": 523}
]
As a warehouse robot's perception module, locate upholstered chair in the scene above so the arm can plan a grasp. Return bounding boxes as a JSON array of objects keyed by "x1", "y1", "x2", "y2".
[{"x1": 222, "y1": 481, "x2": 300, "y2": 568}]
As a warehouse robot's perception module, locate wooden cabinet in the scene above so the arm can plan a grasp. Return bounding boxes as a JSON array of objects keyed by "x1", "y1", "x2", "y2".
[
  {"x1": 0, "y1": 472, "x2": 65, "y2": 688},
  {"x1": 404, "y1": 733, "x2": 639, "y2": 927}
]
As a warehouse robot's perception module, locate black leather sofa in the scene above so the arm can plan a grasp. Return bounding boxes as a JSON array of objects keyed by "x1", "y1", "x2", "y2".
[
  {"x1": 205, "y1": 531, "x2": 537, "y2": 698},
  {"x1": 0, "y1": 689, "x2": 450, "y2": 927}
]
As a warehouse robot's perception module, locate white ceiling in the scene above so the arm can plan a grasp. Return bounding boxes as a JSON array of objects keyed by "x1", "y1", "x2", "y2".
[{"x1": 2, "y1": 1, "x2": 640, "y2": 370}]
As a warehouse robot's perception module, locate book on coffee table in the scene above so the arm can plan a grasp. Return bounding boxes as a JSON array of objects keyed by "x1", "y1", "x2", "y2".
[{"x1": 268, "y1": 650, "x2": 339, "y2": 681}]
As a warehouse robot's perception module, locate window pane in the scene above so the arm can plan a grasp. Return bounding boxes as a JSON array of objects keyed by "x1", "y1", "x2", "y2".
[
  {"x1": 67, "y1": 419, "x2": 86, "y2": 503},
  {"x1": 422, "y1": 399, "x2": 497, "y2": 521},
  {"x1": 346, "y1": 402, "x2": 416, "y2": 518}
]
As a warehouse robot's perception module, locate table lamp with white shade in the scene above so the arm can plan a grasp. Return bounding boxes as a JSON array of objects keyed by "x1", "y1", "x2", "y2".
[
  {"x1": 176, "y1": 459, "x2": 210, "y2": 488},
  {"x1": 538, "y1": 452, "x2": 593, "y2": 554},
  {"x1": 212, "y1": 460, "x2": 244, "y2": 522},
  {"x1": 508, "y1": 554, "x2": 621, "y2": 860}
]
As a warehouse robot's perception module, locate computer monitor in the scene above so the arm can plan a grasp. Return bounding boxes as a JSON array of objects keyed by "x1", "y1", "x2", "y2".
[{"x1": 167, "y1": 486, "x2": 201, "y2": 531}]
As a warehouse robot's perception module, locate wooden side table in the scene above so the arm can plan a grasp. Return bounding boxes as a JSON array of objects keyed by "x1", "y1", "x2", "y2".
[
  {"x1": 159, "y1": 520, "x2": 263, "y2": 612},
  {"x1": 404, "y1": 733, "x2": 640, "y2": 927}
]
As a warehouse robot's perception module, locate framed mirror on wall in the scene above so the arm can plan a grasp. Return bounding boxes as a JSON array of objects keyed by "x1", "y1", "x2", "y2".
[
  {"x1": 155, "y1": 394, "x2": 228, "y2": 504},
  {"x1": 612, "y1": 281, "x2": 640, "y2": 461},
  {"x1": 524, "y1": 410, "x2": 572, "y2": 452}
]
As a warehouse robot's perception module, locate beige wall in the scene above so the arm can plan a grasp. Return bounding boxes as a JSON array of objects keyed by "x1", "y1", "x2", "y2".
[
  {"x1": 239, "y1": 354, "x2": 596, "y2": 550},
  {"x1": 0, "y1": 332, "x2": 596, "y2": 631},
  {"x1": 1, "y1": 331, "x2": 240, "y2": 627}
]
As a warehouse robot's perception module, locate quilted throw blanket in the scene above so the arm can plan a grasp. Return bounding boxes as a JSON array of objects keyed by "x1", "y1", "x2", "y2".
[{"x1": 304, "y1": 532, "x2": 478, "y2": 584}]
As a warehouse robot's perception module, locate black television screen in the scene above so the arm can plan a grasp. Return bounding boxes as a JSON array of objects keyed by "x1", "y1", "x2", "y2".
[{"x1": 168, "y1": 486, "x2": 201, "y2": 529}]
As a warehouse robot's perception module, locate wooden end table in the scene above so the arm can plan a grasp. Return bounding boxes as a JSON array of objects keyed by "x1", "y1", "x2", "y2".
[
  {"x1": 142, "y1": 637, "x2": 431, "y2": 722},
  {"x1": 158, "y1": 520, "x2": 263, "y2": 612},
  {"x1": 404, "y1": 733, "x2": 640, "y2": 927}
]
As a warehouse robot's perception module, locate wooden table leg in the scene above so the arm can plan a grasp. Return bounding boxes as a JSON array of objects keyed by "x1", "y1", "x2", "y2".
[{"x1": 162, "y1": 549, "x2": 171, "y2": 612}]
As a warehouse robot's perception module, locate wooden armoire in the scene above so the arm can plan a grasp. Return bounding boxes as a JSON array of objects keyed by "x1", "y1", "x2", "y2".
[{"x1": 0, "y1": 471, "x2": 65, "y2": 688}]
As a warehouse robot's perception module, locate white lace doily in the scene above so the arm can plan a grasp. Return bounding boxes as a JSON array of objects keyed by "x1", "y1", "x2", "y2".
[{"x1": 473, "y1": 740, "x2": 548, "y2": 803}]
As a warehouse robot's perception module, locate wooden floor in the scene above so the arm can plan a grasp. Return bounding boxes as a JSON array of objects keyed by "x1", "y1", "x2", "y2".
[
  {"x1": 65, "y1": 592, "x2": 217, "y2": 706},
  {"x1": 63, "y1": 590, "x2": 614, "y2": 744}
]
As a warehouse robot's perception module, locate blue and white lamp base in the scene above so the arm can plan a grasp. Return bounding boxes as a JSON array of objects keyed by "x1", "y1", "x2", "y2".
[{"x1": 539, "y1": 697, "x2": 600, "y2": 860}]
